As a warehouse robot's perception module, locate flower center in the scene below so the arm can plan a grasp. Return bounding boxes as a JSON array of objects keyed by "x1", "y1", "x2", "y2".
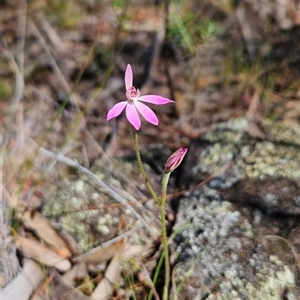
[{"x1": 126, "y1": 86, "x2": 140, "y2": 100}]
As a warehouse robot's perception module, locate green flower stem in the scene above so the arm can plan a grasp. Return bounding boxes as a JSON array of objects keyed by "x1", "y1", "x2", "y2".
[
  {"x1": 131, "y1": 126, "x2": 159, "y2": 204},
  {"x1": 148, "y1": 250, "x2": 165, "y2": 300},
  {"x1": 131, "y1": 126, "x2": 171, "y2": 299},
  {"x1": 160, "y1": 170, "x2": 171, "y2": 300}
]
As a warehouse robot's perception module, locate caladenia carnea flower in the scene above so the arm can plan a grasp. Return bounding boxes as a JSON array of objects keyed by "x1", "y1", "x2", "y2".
[
  {"x1": 106, "y1": 64, "x2": 174, "y2": 130},
  {"x1": 164, "y1": 147, "x2": 188, "y2": 173}
]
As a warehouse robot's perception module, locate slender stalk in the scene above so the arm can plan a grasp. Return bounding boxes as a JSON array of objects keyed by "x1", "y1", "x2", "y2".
[
  {"x1": 131, "y1": 126, "x2": 159, "y2": 204},
  {"x1": 131, "y1": 126, "x2": 171, "y2": 299},
  {"x1": 160, "y1": 170, "x2": 171, "y2": 300},
  {"x1": 148, "y1": 250, "x2": 165, "y2": 300}
]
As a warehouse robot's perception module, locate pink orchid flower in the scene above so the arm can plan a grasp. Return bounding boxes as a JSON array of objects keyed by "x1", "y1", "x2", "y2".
[
  {"x1": 165, "y1": 148, "x2": 188, "y2": 172},
  {"x1": 106, "y1": 64, "x2": 174, "y2": 130}
]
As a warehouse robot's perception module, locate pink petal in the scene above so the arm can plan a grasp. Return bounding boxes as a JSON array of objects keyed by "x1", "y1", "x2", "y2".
[
  {"x1": 125, "y1": 64, "x2": 133, "y2": 90},
  {"x1": 126, "y1": 103, "x2": 141, "y2": 130},
  {"x1": 138, "y1": 95, "x2": 174, "y2": 105},
  {"x1": 135, "y1": 101, "x2": 159, "y2": 126},
  {"x1": 107, "y1": 101, "x2": 127, "y2": 120}
]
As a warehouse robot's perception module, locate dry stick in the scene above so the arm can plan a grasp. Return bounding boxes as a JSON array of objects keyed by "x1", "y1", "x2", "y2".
[{"x1": 31, "y1": 139, "x2": 152, "y2": 233}]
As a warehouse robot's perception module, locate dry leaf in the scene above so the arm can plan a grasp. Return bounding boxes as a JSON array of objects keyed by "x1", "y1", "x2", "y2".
[
  {"x1": 123, "y1": 244, "x2": 154, "y2": 259},
  {"x1": 15, "y1": 235, "x2": 71, "y2": 272},
  {"x1": 91, "y1": 251, "x2": 122, "y2": 300},
  {"x1": 21, "y1": 210, "x2": 72, "y2": 258},
  {"x1": 73, "y1": 240, "x2": 125, "y2": 265}
]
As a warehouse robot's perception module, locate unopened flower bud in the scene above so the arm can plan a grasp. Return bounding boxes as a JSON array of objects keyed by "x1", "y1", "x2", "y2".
[{"x1": 165, "y1": 148, "x2": 188, "y2": 173}]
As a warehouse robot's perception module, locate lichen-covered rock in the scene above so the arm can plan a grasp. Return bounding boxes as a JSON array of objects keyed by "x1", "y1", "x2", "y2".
[
  {"x1": 43, "y1": 158, "x2": 160, "y2": 252},
  {"x1": 193, "y1": 117, "x2": 300, "y2": 213},
  {"x1": 172, "y1": 118, "x2": 300, "y2": 299}
]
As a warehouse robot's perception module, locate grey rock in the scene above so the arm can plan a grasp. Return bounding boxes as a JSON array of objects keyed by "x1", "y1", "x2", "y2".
[{"x1": 172, "y1": 118, "x2": 300, "y2": 299}]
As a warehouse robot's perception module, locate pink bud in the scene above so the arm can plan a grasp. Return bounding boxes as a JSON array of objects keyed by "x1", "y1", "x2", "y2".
[{"x1": 165, "y1": 148, "x2": 188, "y2": 172}]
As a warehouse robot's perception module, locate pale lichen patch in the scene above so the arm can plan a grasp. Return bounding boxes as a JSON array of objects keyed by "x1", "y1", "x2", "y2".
[{"x1": 42, "y1": 157, "x2": 160, "y2": 252}]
